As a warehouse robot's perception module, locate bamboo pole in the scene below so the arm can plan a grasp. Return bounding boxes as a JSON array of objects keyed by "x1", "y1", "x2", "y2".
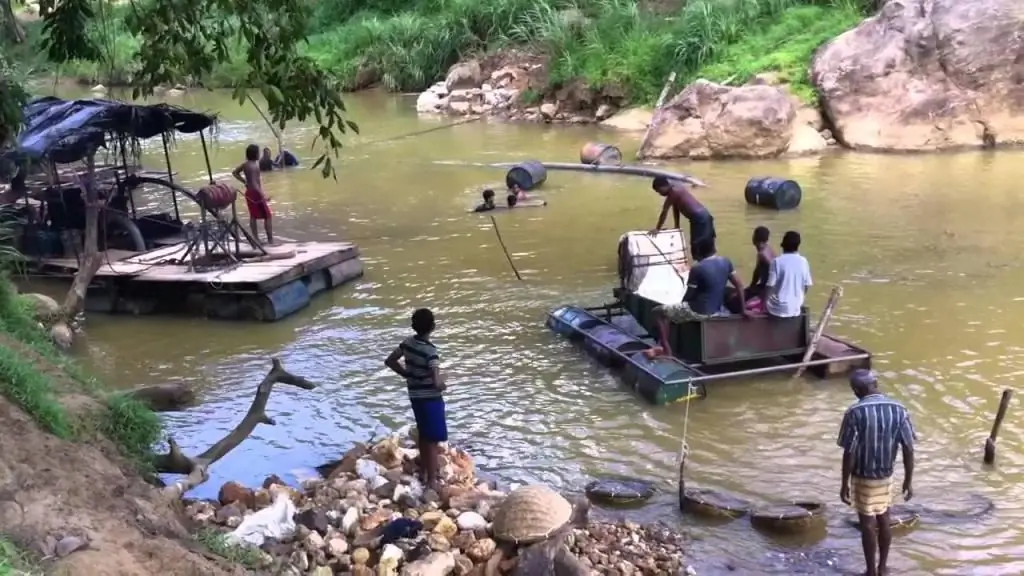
[
  {"x1": 983, "y1": 389, "x2": 1013, "y2": 465},
  {"x1": 637, "y1": 71, "x2": 677, "y2": 160},
  {"x1": 489, "y1": 215, "x2": 523, "y2": 281},
  {"x1": 666, "y1": 351, "x2": 871, "y2": 387},
  {"x1": 247, "y1": 94, "x2": 284, "y2": 155},
  {"x1": 792, "y1": 285, "x2": 843, "y2": 381}
]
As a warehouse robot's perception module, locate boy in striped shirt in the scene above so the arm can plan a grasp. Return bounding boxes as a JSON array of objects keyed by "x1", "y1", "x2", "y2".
[{"x1": 385, "y1": 308, "x2": 447, "y2": 489}]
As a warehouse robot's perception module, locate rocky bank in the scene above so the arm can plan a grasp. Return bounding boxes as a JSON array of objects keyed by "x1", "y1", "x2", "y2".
[
  {"x1": 415, "y1": 0, "x2": 1024, "y2": 159},
  {"x1": 189, "y1": 431, "x2": 693, "y2": 576}
]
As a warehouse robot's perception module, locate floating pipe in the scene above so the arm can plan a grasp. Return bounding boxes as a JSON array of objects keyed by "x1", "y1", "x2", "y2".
[{"x1": 434, "y1": 160, "x2": 707, "y2": 188}]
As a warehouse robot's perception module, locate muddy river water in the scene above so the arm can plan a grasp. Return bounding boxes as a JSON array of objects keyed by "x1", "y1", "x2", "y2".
[{"x1": 36, "y1": 88, "x2": 1024, "y2": 574}]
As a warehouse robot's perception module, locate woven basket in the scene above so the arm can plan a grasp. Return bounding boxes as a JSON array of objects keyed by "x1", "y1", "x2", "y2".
[{"x1": 491, "y1": 485, "x2": 573, "y2": 544}]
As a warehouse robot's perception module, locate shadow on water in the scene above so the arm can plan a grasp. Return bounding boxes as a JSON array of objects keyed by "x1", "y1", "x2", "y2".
[{"x1": 31, "y1": 86, "x2": 1024, "y2": 573}]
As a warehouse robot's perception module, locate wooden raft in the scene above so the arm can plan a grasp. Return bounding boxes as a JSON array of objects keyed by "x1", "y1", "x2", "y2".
[{"x1": 28, "y1": 241, "x2": 365, "y2": 321}]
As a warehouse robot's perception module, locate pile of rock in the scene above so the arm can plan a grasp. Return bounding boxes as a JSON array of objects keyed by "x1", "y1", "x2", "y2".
[
  {"x1": 187, "y1": 431, "x2": 692, "y2": 575},
  {"x1": 416, "y1": 60, "x2": 531, "y2": 118}
]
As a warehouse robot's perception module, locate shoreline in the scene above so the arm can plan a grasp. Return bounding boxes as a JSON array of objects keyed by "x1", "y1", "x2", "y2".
[{"x1": 188, "y1": 430, "x2": 695, "y2": 575}]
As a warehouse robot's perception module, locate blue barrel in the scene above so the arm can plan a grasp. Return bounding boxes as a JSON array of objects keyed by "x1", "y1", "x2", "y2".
[
  {"x1": 744, "y1": 177, "x2": 802, "y2": 210},
  {"x1": 505, "y1": 160, "x2": 547, "y2": 191}
]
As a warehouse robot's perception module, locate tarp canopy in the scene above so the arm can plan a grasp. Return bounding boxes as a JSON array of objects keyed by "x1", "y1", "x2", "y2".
[{"x1": 4, "y1": 96, "x2": 217, "y2": 165}]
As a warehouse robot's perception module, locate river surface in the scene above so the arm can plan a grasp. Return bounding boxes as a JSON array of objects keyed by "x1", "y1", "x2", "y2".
[{"x1": 30, "y1": 86, "x2": 1024, "y2": 574}]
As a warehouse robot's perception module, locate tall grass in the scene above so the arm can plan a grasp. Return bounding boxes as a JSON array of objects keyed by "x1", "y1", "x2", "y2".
[
  {"x1": 9, "y1": 0, "x2": 875, "y2": 103},
  {"x1": 0, "y1": 224, "x2": 161, "y2": 466}
]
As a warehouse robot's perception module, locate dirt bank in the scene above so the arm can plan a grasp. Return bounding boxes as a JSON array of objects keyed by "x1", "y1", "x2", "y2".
[{"x1": 0, "y1": 333, "x2": 247, "y2": 576}]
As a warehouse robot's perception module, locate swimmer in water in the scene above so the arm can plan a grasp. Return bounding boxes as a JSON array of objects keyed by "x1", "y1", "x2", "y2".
[{"x1": 474, "y1": 189, "x2": 496, "y2": 212}]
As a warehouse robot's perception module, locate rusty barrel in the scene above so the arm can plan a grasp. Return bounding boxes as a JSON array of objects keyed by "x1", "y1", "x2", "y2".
[
  {"x1": 744, "y1": 177, "x2": 802, "y2": 210},
  {"x1": 197, "y1": 182, "x2": 239, "y2": 212},
  {"x1": 505, "y1": 160, "x2": 547, "y2": 191},
  {"x1": 580, "y1": 142, "x2": 623, "y2": 166}
]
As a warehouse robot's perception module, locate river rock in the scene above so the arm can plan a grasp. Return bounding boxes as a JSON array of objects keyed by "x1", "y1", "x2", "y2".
[
  {"x1": 639, "y1": 80, "x2": 796, "y2": 159},
  {"x1": 327, "y1": 536, "x2": 349, "y2": 557},
  {"x1": 342, "y1": 506, "x2": 360, "y2": 535},
  {"x1": 811, "y1": 0, "x2": 1024, "y2": 151},
  {"x1": 455, "y1": 511, "x2": 487, "y2": 532},
  {"x1": 401, "y1": 551, "x2": 455, "y2": 576},
  {"x1": 433, "y1": 516, "x2": 458, "y2": 540},
  {"x1": 466, "y1": 538, "x2": 496, "y2": 563},
  {"x1": 601, "y1": 108, "x2": 652, "y2": 132},
  {"x1": 786, "y1": 124, "x2": 829, "y2": 155},
  {"x1": 417, "y1": 83, "x2": 449, "y2": 114},
  {"x1": 20, "y1": 292, "x2": 59, "y2": 319},
  {"x1": 353, "y1": 547, "x2": 371, "y2": 565},
  {"x1": 445, "y1": 60, "x2": 483, "y2": 92},
  {"x1": 50, "y1": 322, "x2": 73, "y2": 350},
  {"x1": 218, "y1": 481, "x2": 255, "y2": 509}
]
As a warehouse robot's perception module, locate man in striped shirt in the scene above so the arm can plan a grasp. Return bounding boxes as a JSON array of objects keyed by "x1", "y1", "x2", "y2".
[
  {"x1": 837, "y1": 369, "x2": 916, "y2": 576},
  {"x1": 385, "y1": 308, "x2": 448, "y2": 490}
]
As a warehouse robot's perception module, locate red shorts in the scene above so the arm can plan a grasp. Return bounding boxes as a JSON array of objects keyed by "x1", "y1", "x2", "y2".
[{"x1": 244, "y1": 188, "x2": 271, "y2": 220}]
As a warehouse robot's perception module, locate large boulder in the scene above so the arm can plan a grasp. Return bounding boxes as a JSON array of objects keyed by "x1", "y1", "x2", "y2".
[
  {"x1": 811, "y1": 0, "x2": 1024, "y2": 151},
  {"x1": 638, "y1": 80, "x2": 796, "y2": 159}
]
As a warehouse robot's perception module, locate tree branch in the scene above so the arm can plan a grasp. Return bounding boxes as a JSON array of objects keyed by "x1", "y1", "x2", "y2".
[{"x1": 154, "y1": 358, "x2": 317, "y2": 497}]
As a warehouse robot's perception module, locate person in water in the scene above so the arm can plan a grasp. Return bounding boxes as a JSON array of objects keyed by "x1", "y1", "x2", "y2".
[
  {"x1": 474, "y1": 189, "x2": 496, "y2": 212},
  {"x1": 838, "y1": 369, "x2": 915, "y2": 576},
  {"x1": 765, "y1": 230, "x2": 812, "y2": 318},
  {"x1": 232, "y1": 144, "x2": 274, "y2": 244},
  {"x1": 650, "y1": 176, "x2": 714, "y2": 252},
  {"x1": 650, "y1": 236, "x2": 749, "y2": 357},
  {"x1": 384, "y1": 308, "x2": 448, "y2": 490},
  {"x1": 259, "y1": 147, "x2": 276, "y2": 172}
]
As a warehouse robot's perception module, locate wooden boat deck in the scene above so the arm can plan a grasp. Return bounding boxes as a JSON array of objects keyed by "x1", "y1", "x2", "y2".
[
  {"x1": 33, "y1": 241, "x2": 358, "y2": 292},
  {"x1": 28, "y1": 240, "x2": 365, "y2": 322}
]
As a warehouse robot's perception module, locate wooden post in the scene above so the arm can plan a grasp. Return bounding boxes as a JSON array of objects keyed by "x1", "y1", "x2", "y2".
[
  {"x1": 792, "y1": 286, "x2": 843, "y2": 381},
  {"x1": 983, "y1": 389, "x2": 1013, "y2": 465},
  {"x1": 636, "y1": 72, "x2": 677, "y2": 160}
]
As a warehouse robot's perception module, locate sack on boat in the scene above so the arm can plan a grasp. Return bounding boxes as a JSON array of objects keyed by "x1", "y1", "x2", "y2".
[{"x1": 617, "y1": 230, "x2": 688, "y2": 305}]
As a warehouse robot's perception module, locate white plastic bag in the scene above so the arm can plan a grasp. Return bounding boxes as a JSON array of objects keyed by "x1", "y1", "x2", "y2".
[{"x1": 226, "y1": 489, "x2": 297, "y2": 547}]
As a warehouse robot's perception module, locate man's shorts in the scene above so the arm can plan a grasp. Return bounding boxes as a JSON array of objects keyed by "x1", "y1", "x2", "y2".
[{"x1": 851, "y1": 475, "x2": 893, "y2": 516}]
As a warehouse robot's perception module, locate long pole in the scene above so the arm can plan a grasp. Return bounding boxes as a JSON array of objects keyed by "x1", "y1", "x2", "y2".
[
  {"x1": 489, "y1": 215, "x2": 522, "y2": 282},
  {"x1": 665, "y1": 352, "x2": 871, "y2": 386},
  {"x1": 793, "y1": 286, "x2": 843, "y2": 380},
  {"x1": 637, "y1": 71, "x2": 677, "y2": 160},
  {"x1": 983, "y1": 389, "x2": 1013, "y2": 465},
  {"x1": 247, "y1": 94, "x2": 284, "y2": 155}
]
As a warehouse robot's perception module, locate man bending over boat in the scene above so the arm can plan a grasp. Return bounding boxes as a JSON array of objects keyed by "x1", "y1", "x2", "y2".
[
  {"x1": 838, "y1": 369, "x2": 915, "y2": 576},
  {"x1": 650, "y1": 176, "x2": 714, "y2": 251},
  {"x1": 649, "y1": 237, "x2": 749, "y2": 358}
]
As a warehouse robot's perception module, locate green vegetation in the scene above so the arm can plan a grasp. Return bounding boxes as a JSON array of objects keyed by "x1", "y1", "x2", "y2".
[
  {"x1": 0, "y1": 232, "x2": 161, "y2": 467},
  {"x1": 0, "y1": 537, "x2": 39, "y2": 576},
  {"x1": 7, "y1": 0, "x2": 874, "y2": 106},
  {"x1": 695, "y1": 2, "x2": 864, "y2": 102},
  {"x1": 193, "y1": 528, "x2": 265, "y2": 568}
]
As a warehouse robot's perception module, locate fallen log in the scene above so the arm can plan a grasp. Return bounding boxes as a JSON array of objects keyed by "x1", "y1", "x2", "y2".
[
  {"x1": 153, "y1": 358, "x2": 317, "y2": 498},
  {"x1": 125, "y1": 383, "x2": 197, "y2": 412}
]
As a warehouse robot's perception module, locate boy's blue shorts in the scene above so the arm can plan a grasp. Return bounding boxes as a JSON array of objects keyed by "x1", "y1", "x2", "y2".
[{"x1": 410, "y1": 397, "x2": 448, "y2": 443}]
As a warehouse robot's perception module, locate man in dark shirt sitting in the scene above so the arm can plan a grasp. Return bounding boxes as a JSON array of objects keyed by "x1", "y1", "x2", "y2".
[{"x1": 650, "y1": 236, "x2": 749, "y2": 358}]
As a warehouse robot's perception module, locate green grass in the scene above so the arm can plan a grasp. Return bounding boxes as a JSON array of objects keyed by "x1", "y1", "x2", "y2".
[
  {"x1": 694, "y1": 3, "x2": 864, "y2": 103},
  {"x1": 193, "y1": 529, "x2": 266, "y2": 568},
  {"x1": 7, "y1": 0, "x2": 875, "y2": 104},
  {"x1": 0, "y1": 537, "x2": 39, "y2": 576},
  {"x1": 0, "y1": 257, "x2": 161, "y2": 470}
]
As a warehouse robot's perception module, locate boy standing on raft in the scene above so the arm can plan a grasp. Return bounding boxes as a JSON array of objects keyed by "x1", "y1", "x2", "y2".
[
  {"x1": 232, "y1": 144, "x2": 274, "y2": 245},
  {"x1": 650, "y1": 176, "x2": 715, "y2": 251},
  {"x1": 384, "y1": 308, "x2": 448, "y2": 490},
  {"x1": 838, "y1": 369, "x2": 916, "y2": 576}
]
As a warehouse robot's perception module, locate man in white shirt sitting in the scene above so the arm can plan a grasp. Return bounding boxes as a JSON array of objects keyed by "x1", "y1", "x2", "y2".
[{"x1": 766, "y1": 230, "x2": 812, "y2": 318}]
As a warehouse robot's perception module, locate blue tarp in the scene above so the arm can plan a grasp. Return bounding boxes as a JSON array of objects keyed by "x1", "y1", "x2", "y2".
[{"x1": 4, "y1": 96, "x2": 217, "y2": 165}]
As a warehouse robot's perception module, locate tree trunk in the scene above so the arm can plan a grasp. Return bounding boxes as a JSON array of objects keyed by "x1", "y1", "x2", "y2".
[
  {"x1": 2, "y1": 0, "x2": 25, "y2": 44},
  {"x1": 59, "y1": 154, "x2": 102, "y2": 320}
]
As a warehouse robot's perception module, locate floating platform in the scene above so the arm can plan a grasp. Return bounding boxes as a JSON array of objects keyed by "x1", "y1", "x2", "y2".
[
  {"x1": 547, "y1": 296, "x2": 872, "y2": 405},
  {"x1": 547, "y1": 305, "x2": 706, "y2": 405},
  {"x1": 27, "y1": 241, "x2": 364, "y2": 322}
]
